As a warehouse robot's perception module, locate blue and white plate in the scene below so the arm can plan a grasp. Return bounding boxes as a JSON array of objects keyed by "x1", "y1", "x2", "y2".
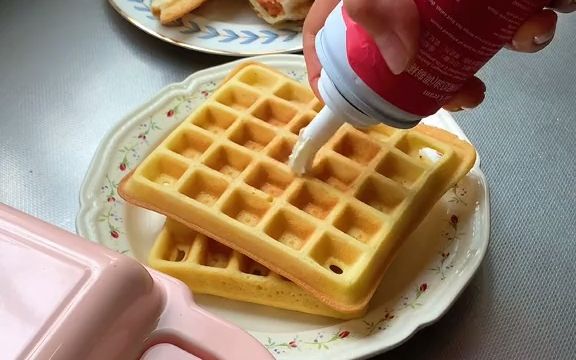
[{"x1": 109, "y1": 0, "x2": 304, "y2": 56}]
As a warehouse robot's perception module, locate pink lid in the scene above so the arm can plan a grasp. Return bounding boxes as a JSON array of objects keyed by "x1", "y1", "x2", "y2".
[
  {"x1": 0, "y1": 204, "x2": 272, "y2": 360},
  {"x1": 140, "y1": 344, "x2": 200, "y2": 360}
]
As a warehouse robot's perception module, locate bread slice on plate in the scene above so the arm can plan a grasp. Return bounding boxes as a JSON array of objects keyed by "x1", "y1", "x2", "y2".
[
  {"x1": 248, "y1": 0, "x2": 314, "y2": 24},
  {"x1": 151, "y1": 0, "x2": 209, "y2": 24}
]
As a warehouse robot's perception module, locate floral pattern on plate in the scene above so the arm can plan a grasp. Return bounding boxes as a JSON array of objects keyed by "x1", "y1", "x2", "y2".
[{"x1": 77, "y1": 55, "x2": 489, "y2": 360}]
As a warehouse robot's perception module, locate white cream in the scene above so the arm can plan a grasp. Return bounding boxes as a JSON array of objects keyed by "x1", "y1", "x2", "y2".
[
  {"x1": 419, "y1": 147, "x2": 443, "y2": 163},
  {"x1": 288, "y1": 107, "x2": 345, "y2": 175}
]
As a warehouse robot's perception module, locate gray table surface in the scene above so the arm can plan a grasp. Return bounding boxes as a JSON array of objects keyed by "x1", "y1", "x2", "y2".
[{"x1": 1, "y1": 0, "x2": 575, "y2": 359}]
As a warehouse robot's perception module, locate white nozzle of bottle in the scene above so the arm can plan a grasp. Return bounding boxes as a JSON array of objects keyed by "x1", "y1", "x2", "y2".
[
  {"x1": 288, "y1": 70, "x2": 376, "y2": 176},
  {"x1": 288, "y1": 106, "x2": 345, "y2": 176},
  {"x1": 288, "y1": 1, "x2": 422, "y2": 176}
]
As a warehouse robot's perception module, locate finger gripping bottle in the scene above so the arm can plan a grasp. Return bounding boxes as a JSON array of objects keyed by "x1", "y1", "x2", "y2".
[{"x1": 289, "y1": 0, "x2": 549, "y2": 175}]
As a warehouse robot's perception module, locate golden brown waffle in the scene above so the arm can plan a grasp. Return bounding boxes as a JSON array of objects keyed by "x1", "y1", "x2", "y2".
[
  {"x1": 150, "y1": 219, "x2": 365, "y2": 319},
  {"x1": 119, "y1": 62, "x2": 476, "y2": 314}
]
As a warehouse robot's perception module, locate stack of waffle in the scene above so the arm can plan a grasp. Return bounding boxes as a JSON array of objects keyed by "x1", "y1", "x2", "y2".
[{"x1": 119, "y1": 62, "x2": 476, "y2": 318}]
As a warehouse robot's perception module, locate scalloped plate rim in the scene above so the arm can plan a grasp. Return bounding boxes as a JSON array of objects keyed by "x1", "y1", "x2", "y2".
[
  {"x1": 338, "y1": 171, "x2": 489, "y2": 359},
  {"x1": 76, "y1": 54, "x2": 490, "y2": 360}
]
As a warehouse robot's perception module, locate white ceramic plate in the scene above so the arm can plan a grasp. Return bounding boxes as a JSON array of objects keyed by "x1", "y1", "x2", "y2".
[
  {"x1": 109, "y1": 0, "x2": 303, "y2": 56},
  {"x1": 77, "y1": 54, "x2": 490, "y2": 360}
]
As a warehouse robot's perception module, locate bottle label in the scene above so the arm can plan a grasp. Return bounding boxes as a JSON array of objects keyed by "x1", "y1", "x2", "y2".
[{"x1": 344, "y1": 0, "x2": 548, "y2": 116}]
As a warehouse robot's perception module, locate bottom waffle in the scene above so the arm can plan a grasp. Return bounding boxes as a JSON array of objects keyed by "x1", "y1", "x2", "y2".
[{"x1": 149, "y1": 219, "x2": 366, "y2": 319}]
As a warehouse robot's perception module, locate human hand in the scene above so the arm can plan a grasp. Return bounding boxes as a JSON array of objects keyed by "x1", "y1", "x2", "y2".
[{"x1": 303, "y1": 0, "x2": 575, "y2": 112}]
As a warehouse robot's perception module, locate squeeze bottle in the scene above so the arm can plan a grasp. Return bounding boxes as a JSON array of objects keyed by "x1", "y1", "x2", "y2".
[{"x1": 289, "y1": 0, "x2": 549, "y2": 175}]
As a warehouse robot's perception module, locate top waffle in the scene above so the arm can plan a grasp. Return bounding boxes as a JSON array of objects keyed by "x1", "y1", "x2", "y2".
[{"x1": 119, "y1": 62, "x2": 476, "y2": 314}]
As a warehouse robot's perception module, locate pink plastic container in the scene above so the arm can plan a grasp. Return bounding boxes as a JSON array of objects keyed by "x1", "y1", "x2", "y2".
[{"x1": 0, "y1": 203, "x2": 273, "y2": 360}]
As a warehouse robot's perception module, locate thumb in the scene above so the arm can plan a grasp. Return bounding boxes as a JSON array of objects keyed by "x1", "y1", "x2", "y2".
[{"x1": 343, "y1": 0, "x2": 420, "y2": 75}]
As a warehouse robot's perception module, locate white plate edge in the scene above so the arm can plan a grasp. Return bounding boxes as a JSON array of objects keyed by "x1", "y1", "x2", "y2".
[
  {"x1": 339, "y1": 168, "x2": 490, "y2": 360},
  {"x1": 75, "y1": 54, "x2": 491, "y2": 360},
  {"x1": 108, "y1": 0, "x2": 304, "y2": 57}
]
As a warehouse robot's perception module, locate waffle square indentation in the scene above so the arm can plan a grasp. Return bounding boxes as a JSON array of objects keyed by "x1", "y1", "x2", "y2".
[
  {"x1": 203, "y1": 145, "x2": 252, "y2": 178},
  {"x1": 308, "y1": 233, "x2": 363, "y2": 276},
  {"x1": 332, "y1": 131, "x2": 380, "y2": 165},
  {"x1": 228, "y1": 120, "x2": 275, "y2": 151},
  {"x1": 244, "y1": 161, "x2": 294, "y2": 197},
  {"x1": 178, "y1": 170, "x2": 228, "y2": 206},
  {"x1": 375, "y1": 151, "x2": 425, "y2": 187},
  {"x1": 239, "y1": 257, "x2": 271, "y2": 277},
  {"x1": 333, "y1": 204, "x2": 384, "y2": 244},
  {"x1": 141, "y1": 155, "x2": 188, "y2": 187},
  {"x1": 312, "y1": 157, "x2": 360, "y2": 192},
  {"x1": 288, "y1": 113, "x2": 314, "y2": 135},
  {"x1": 288, "y1": 182, "x2": 338, "y2": 220},
  {"x1": 274, "y1": 82, "x2": 315, "y2": 106},
  {"x1": 237, "y1": 67, "x2": 279, "y2": 91},
  {"x1": 395, "y1": 134, "x2": 447, "y2": 162},
  {"x1": 264, "y1": 210, "x2": 315, "y2": 250},
  {"x1": 166, "y1": 127, "x2": 212, "y2": 160},
  {"x1": 158, "y1": 229, "x2": 196, "y2": 263},
  {"x1": 221, "y1": 189, "x2": 272, "y2": 226},
  {"x1": 355, "y1": 176, "x2": 405, "y2": 213},
  {"x1": 251, "y1": 99, "x2": 298, "y2": 127},
  {"x1": 267, "y1": 137, "x2": 296, "y2": 165},
  {"x1": 200, "y1": 240, "x2": 233, "y2": 268},
  {"x1": 215, "y1": 86, "x2": 259, "y2": 111},
  {"x1": 190, "y1": 105, "x2": 237, "y2": 134}
]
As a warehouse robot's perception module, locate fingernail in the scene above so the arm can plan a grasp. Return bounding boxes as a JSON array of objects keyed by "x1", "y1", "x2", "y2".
[
  {"x1": 374, "y1": 33, "x2": 409, "y2": 75},
  {"x1": 534, "y1": 31, "x2": 554, "y2": 45},
  {"x1": 444, "y1": 105, "x2": 463, "y2": 112}
]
